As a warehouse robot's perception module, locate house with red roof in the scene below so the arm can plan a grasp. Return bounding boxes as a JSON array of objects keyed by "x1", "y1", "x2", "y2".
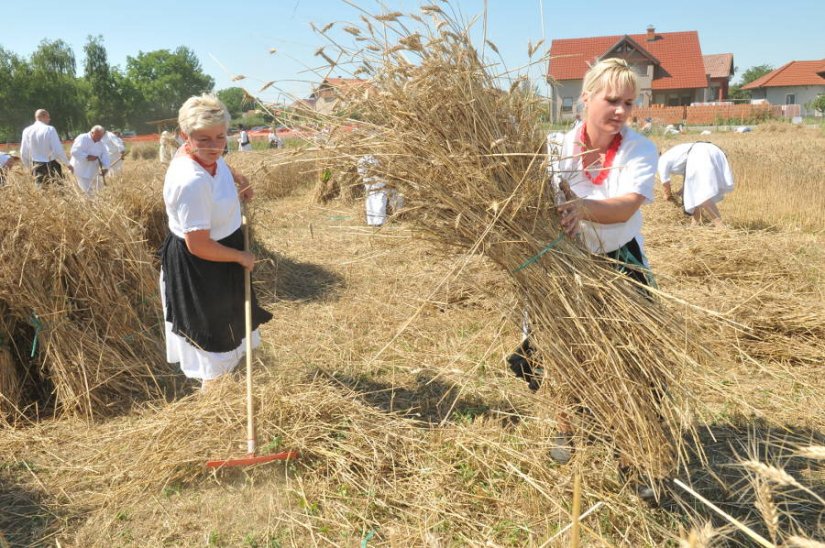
[
  {"x1": 547, "y1": 26, "x2": 733, "y2": 121},
  {"x1": 741, "y1": 60, "x2": 825, "y2": 116}
]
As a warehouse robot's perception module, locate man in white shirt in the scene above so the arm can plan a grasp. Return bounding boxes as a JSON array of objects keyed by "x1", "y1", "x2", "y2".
[
  {"x1": 20, "y1": 109, "x2": 74, "y2": 186},
  {"x1": 101, "y1": 130, "x2": 127, "y2": 176},
  {"x1": 70, "y1": 125, "x2": 110, "y2": 195}
]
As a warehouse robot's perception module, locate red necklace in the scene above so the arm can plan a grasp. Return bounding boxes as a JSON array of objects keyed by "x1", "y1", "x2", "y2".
[
  {"x1": 579, "y1": 123, "x2": 622, "y2": 185},
  {"x1": 184, "y1": 143, "x2": 217, "y2": 176}
]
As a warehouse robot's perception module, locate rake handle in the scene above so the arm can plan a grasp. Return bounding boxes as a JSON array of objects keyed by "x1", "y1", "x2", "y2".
[{"x1": 243, "y1": 214, "x2": 256, "y2": 455}]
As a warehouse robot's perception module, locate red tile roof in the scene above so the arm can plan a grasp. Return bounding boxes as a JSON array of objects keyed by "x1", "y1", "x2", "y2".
[
  {"x1": 703, "y1": 53, "x2": 734, "y2": 79},
  {"x1": 741, "y1": 60, "x2": 825, "y2": 89},
  {"x1": 548, "y1": 31, "x2": 709, "y2": 90}
]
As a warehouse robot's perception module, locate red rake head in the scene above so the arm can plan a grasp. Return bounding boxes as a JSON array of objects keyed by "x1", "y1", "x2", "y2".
[{"x1": 205, "y1": 450, "x2": 299, "y2": 469}]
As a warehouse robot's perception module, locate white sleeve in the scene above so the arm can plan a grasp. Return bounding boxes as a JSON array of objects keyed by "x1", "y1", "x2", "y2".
[
  {"x1": 20, "y1": 128, "x2": 32, "y2": 167},
  {"x1": 100, "y1": 148, "x2": 111, "y2": 169},
  {"x1": 50, "y1": 128, "x2": 70, "y2": 164},
  {"x1": 619, "y1": 137, "x2": 657, "y2": 203},
  {"x1": 172, "y1": 176, "x2": 213, "y2": 233},
  {"x1": 70, "y1": 137, "x2": 86, "y2": 161},
  {"x1": 657, "y1": 149, "x2": 675, "y2": 184}
]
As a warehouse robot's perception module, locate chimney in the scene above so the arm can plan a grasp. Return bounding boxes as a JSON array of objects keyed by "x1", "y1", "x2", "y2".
[{"x1": 646, "y1": 25, "x2": 656, "y2": 42}]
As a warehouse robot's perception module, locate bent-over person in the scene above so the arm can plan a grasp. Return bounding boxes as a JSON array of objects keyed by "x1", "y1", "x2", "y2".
[
  {"x1": 70, "y1": 125, "x2": 110, "y2": 195},
  {"x1": 658, "y1": 142, "x2": 734, "y2": 226}
]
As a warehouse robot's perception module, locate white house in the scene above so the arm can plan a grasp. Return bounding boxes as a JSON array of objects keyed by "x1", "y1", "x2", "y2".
[{"x1": 742, "y1": 60, "x2": 825, "y2": 116}]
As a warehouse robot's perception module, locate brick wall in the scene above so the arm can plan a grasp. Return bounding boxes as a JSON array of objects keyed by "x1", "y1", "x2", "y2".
[{"x1": 632, "y1": 103, "x2": 782, "y2": 125}]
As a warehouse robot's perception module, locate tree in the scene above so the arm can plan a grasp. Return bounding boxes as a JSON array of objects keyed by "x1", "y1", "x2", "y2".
[
  {"x1": 811, "y1": 94, "x2": 825, "y2": 115},
  {"x1": 217, "y1": 87, "x2": 251, "y2": 119},
  {"x1": 29, "y1": 39, "x2": 86, "y2": 137},
  {"x1": 729, "y1": 64, "x2": 773, "y2": 103},
  {"x1": 125, "y1": 47, "x2": 215, "y2": 130},
  {"x1": 83, "y1": 35, "x2": 123, "y2": 129},
  {"x1": 0, "y1": 47, "x2": 35, "y2": 140}
]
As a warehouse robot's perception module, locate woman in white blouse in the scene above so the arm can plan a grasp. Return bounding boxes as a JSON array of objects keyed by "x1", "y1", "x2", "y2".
[
  {"x1": 160, "y1": 94, "x2": 271, "y2": 388},
  {"x1": 547, "y1": 58, "x2": 661, "y2": 503}
]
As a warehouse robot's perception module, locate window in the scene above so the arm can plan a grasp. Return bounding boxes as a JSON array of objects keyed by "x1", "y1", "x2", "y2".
[
  {"x1": 561, "y1": 97, "x2": 574, "y2": 112},
  {"x1": 786, "y1": 94, "x2": 796, "y2": 105}
]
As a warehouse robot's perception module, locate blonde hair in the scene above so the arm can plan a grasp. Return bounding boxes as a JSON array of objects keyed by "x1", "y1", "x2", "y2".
[
  {"x1": 581, "y1": 58, "x2": 639, "y2": 100},
  {"x1": 178, "y1": 94, "x2": 230, "y2": 135}
]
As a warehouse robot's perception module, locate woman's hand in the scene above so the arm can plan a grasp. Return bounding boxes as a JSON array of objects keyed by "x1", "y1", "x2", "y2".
[
  {"x1": 557, "y1": 198, "x2": 588, "y2": 237},
  {"x1": 237, "y1": 250, "x2": 255, "y2": 271}
]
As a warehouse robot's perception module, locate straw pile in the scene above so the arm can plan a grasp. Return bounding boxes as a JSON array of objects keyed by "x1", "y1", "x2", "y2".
[
  {"x1": 0, "y1": 179, "x2": 174, "y2": 419},
  {"x1": 314, "y1": 7, "x2": 726, "y2": 478}
]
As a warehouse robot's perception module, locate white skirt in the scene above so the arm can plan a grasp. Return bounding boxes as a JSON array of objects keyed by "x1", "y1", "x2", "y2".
[{"x1": 160, "y1": 271, "x2": 261, "y2": 380}]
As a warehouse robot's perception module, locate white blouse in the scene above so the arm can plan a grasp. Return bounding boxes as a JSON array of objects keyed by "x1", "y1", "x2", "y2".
[
  {"x1": 163, "y1": 156, "x2": 241, "y2": 241},
  {"x1": 552, "y1": 127, "x2": 657, "y2": 254}
]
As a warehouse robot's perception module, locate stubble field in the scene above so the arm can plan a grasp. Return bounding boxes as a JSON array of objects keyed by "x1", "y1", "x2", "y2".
[{"x1": 0, "y1": 125, "x2": 823, "y2": 547}]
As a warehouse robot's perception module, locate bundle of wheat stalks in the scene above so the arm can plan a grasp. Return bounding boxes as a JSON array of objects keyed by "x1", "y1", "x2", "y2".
[
  {"x1": 314, "y1": 6, "x2": 727, "y2": 478},
  {"x1": 0, "y1": 178, "x2": 174, "y2": 420}
]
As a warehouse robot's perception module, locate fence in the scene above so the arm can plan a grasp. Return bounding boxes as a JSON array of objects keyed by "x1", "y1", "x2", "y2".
[{"x1": 632, "y1": 103, "x2": 798, "y2": 125}]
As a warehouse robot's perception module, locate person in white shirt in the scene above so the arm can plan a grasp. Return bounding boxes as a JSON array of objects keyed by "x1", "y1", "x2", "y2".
[
  {"x1": 70, "y1": 125, "x2": 110, "y2": 195},
  {"x1": 159, "y1": 94, "x2": 270, "y2": 388},
  {"x1": 357, "y1": 154, "x2": 389, "y2": 226},
  {"x1": 19, "y1": 109, "x2": 74, "y2": 186},
  {"x1": 658, "y1": 142, "x2": 733, "y2": 226},
  {"x1": 0, "y1": 152, "x2": 21, "y2": 186},
  {"x1": 507, "y1": 59, "x2": 662, "y2": 504},
  {"x1": 159, "y1": 130, "x2": 179, "y2": 164},
  {"x1": 267, "y1": 127, "x2": 283, "y2": 149},
  {"x1": 237, "y1": 125, "x2": 252, "y2": 152},
  {"x1": 101, "y1": 130, "x2": 127, "y2": 176}
]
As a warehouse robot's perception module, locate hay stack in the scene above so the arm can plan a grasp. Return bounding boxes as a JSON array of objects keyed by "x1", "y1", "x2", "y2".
[
  {"x1": 0, "y1": 180, "x2": 174, "y2": 418},
  {"x1": 314, "y1": 7, "x2": 727, "y2": 477}
]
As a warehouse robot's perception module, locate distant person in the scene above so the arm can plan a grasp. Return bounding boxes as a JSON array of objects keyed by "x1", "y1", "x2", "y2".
[
  {"x1": 20, "y1": 109, "x2": 74, "y2": 186},
  {"x1": 70, "y1": 125, "x2": 110, "y2": 195},
  {"x1": 658, "y1": 142, "x2": 734, "y2": 226},
  {"x1": 641, "y1": 117, "x2": 653, "y2": 134},
  {"x1": 267, "y1": 127, "x2": 283, "y2": 149},
  {"x1": 237, "y1": 124, "x2": 252, "y2": 152},
  {"x1": 570, "y1": 113, "x2": 583, "y2": 130},
  {"x1": 102, "y1": 130, "x2": 127, "y2": 176},
  {"x1": 0, "y1": 151, "x2": 21, "y2": 186},
  {"x1": 160, "y1": 93, "x2": 271, "y2": 387},
  {"x1": 159, "y1": 130, "x2": 179, "y2": 164},
  {"x1": 357, "y1": 154, "x2": 389, "y2": 226}
]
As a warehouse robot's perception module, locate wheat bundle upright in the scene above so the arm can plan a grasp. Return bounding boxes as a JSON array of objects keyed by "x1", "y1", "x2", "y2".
[{"x1": 314, "y1": 5, "x2": 727, "y2": 481}]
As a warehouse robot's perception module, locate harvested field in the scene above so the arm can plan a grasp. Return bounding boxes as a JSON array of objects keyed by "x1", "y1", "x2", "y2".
[
  {"x1": 0, "y1": 124, "x2": 823, "y2": 545},
  {"x1": 1, "y1": 10, "x2": 824, "y2": 547}
]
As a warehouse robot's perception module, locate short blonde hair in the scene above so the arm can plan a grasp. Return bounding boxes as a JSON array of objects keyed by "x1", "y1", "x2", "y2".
[
  {"x1": 178, "y1": 94, "x2": 230, "y2": 135},
  {"x1": 581, "y1": 58, "x2": 639, "y2": 100}
]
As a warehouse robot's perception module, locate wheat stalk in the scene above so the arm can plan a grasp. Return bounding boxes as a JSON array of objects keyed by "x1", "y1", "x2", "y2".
[
  {"x1": 796, "y1": 446, "x2": 825, "y2": 460},
  {"x1": 753, "y1": 479, "x2": 780, "y2": 544},
  {"x1": 787, "y1": 537, "x2": 825, "y2": 548}
]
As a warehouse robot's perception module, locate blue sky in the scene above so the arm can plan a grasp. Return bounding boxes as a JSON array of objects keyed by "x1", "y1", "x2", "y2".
[{"x1": 4, "y1": 0, "x2": 824, "y2": 103}]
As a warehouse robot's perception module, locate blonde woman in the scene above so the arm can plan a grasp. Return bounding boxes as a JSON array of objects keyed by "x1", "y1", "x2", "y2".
[
  {"x1": 549, "y1": 58, "x2": 660, "y2": 502},
  {"x1": 159, "y1": 94, "x2": 271, "y2": 387}
]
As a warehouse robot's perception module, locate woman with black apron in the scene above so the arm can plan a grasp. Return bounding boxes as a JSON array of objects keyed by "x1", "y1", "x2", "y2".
[{"x1": 160, "y1": 94, "x2": 272, "y2": 389}]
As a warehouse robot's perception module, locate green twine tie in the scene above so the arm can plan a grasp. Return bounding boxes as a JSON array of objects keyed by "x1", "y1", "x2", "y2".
[
  {"x1": 617, "y1": 245, "x2": 658, "y2": 289},
  {"x1": 361, "y1": 529, "x2": 376, "y2": 547},
  {"x1": 514, "y1": 233, "x2": 565, "y2": 273}
]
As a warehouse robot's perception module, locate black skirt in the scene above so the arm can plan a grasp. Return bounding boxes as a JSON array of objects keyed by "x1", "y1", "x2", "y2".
[
  {"x1": 605, "y1": 237, "x2": 653, "y2": 288},
  {"x1": 160, "y1": 227, "x2": 273, "y2": 353}
]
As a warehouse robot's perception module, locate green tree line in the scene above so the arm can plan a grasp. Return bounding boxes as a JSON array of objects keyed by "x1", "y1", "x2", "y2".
[{"x1": 0, "y1": 36, "x2": 215, "y2": 142}]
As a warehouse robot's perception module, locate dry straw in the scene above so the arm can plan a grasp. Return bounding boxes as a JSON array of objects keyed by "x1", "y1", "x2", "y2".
[
  {"x1": 312, "y1": 3, "x2": 725, "y2": 478},
  {"x1": 0, "y1": 177, "x2": 174, "y2": 418}
]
